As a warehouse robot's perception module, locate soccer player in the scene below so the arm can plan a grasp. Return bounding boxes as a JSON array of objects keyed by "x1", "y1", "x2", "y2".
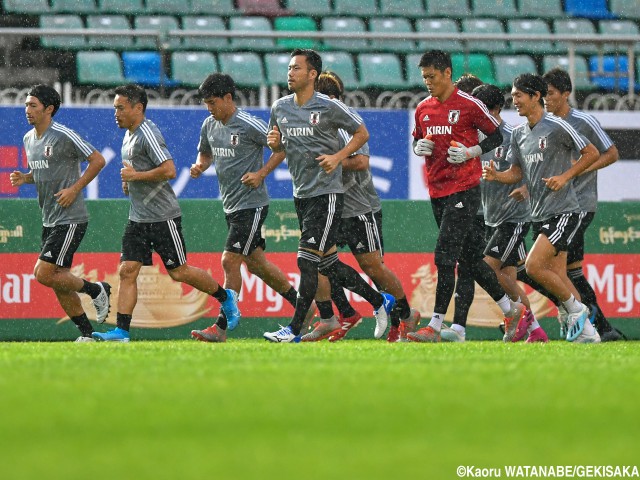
[
  {"x1": 409, "y1": 50, "x2": 531, "y2": 343},
  {"x1": 440, "y1": 73, "x2": 485, "y2": 342},
  {"x1": 482, "y1": 73, "x2": 601, "y2": 343},
  {"x1": 188, "y1": 73, "x2": 315, "y2": 342},
  {"x1": 9, "y1": 84, "x2": 110, "y2": 342},
  {"x1": 310, "y1": 70, "x2": 420, "y2": 343},
  {"x1": 472, "y1": 84, "x2": 547, "y2": 343},
  {"x1": 261, "y1": 49, "x2": 395, "y2": 343},
  {"x1": 542, "y1": 68, "x2": 623, "y2": 342},
  {"x1": 92, "y1": 84, "x2": 239, "y2": 342}
]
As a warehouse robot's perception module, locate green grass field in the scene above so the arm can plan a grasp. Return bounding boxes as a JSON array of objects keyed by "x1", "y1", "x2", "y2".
[{"x1": 1, "y1": 340, "x2": 638, "y2": 480}]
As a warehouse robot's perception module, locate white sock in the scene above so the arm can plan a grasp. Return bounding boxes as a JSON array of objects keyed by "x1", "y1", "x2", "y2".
[
  {"x1": 527, "y1": 319, "x2": 540, "y2": 334},
  {"x1": 562, "y1": 295, "x2": 583, "y2": 314},
  {"x1": 428, "y1": 313, "x2": 445, "y2": 332},
  {"x1": 496, "y1": 295, "x2": 512, "y2": 315},
  {"x1": 451, "y1": 323, "x2": 466, "y2": 336}
]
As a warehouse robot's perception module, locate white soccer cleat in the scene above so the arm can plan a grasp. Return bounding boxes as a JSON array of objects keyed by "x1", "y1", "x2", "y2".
[
  {"x1": 373, "y1": 293, "x2": 395, "y2": 339},
  {"x1": 263, "y1": 325, "x2": 299, "y2": 343},
  {"x1": 440, "y1": 324, "x2": 465, "y2": 343},
  {"x1": 573, "y1": 329, "x2": 601, "y2": 344},
  {"x1": 92, "y1": 282, "x2": 111, "y2": 324},
  {"x1": 74, "y1": 336, "x2": 95, "y2": 343}
]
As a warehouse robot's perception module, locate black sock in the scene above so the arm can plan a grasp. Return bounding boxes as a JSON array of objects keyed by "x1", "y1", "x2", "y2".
[
  {"x1": 116, "y1": 313, "x2": 132, "y2": 332},
  {"x1": 289, "y1": 252, "x2": 320, "y2": 335},
  {"x1": 319, "y1": 253, "x2": 383, "y2": 309},
  {"x1": 470, "y1": 259, "x2": 504, "y2": 302},
  {"x1": 79, "y1": 280, "x2": 102, "y2": 299},
  {"x1": 316, "y1": 300, "x2": 334, "y2": 319},
  {"x1": 329, "y1": 277, "x2": 357, "y2": 318},
  {"x1": 212, "y1": 287, "x2": 228, "y2": 303},
  {"x1": 395, "y1": 296, "x2": 411, "y2": 320},
  {"x1": 281, "y1": 287, "x2": 298, "y2": 308},
  {"x1": 216, "y1": 310, "x2": 227, "y2": 330},
  {"x1": 71, "y1": 313, "x2": 93, "y2": 336}
]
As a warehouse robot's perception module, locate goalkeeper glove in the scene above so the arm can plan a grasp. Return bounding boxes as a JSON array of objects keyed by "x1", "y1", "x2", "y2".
[
  {"x1": 447, "y1": 141, "x2": 482, "y2": 164},
  {"x1": 413, "y1": 135, "x2": 435, "y2": 156}
]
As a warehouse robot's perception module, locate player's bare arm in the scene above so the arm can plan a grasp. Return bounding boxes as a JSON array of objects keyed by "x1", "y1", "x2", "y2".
[
  {"x1": 581, "y1": 144, "x2": 618, "y2": 175},
  {"x1": 543, "y1": 143, "x2": 599, "y2": 191},
  {"x1": 483, "y1": 161, "x2": 523, "y2": 185},
  {"x1": 241, "y1": 151, "x2": 286, "y2": 188},
  {"x1": 9, "y1": 170, "x2": 34, "y2": 186},
  {"x1": 55, "y1": 150, "x2": 106, "y2": 208},
  {"x1": 342, "y1": 154, "x2": 369, "y2": 171},
  {"x1": 267, "y1": 125, "x2": 283, "y2": 152},
  {"x1": 190, "y1": 152, "x2": 213, "y2": 179},
  {"x1": 317, "y1": 123, "x2": 369, "y2": 173},
  {"x1": 121, "y1": 159, "x2": 176, "y2": 182}
]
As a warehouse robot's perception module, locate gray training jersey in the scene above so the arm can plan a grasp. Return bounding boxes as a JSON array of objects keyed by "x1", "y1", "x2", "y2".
[
  {"x1": 562, "y1": 108, "x2": 614, "y2": 213},
  {"x1": 23, "y1": 121, "x2": 95, "y2": 227},
  {"x1": 338, "y1": 127, "x2": 372, "y2": 218},
  {"x1": 508, "y1": 112, "x2": 589, "y2": 222},
  {"x1": 198, "y1": 108, "x2": 270, "y2": 214},
  {"x1": 481, "y1": 121, "x2": 531, "y2": 227},
  {"x1": 121, "y1": 119, "x2": 181, "y2": 223},
  {"x1": 268, "y1": 91, "x2": 362, "y2": 199}
]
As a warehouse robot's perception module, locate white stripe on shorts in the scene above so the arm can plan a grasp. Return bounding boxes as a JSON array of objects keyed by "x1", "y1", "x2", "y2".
[
  {"x1": 319, "y1": 194, "x2": 336, "y2": 252},
  {"x1": 168, "y1": 219, "x2": 186, "y2": 265},
  {"x1": 242, "y1": 207, "x2": 263, "y2": 256},
  {"x1": 56, "y1": 223, "x2": 77, "y2": 266}
]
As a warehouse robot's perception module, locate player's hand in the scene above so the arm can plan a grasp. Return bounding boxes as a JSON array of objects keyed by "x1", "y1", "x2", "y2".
[
  {"x1": 482, "y1": 160, "x2": 498, "y2": 181},
  {"x1": 413, "y1": 135, "x2": 434, "y2": 156},
  {"x1": 190, "y1": 163, "x2": 205, "y2": 179},
  {"x1": 9, "y1": 170, "x2": 27, "y2": 187},
  {"x1": 120, "y1": 162, "x2": 137, "y2": 182},
  {"x1": 241, "y1": 171, "x2": 265, "y2": 188},
  {"x1": 509, "y1": 184, "x2": 529, "y2": 202},
  {"x1": 447, "y1": 141, "x2": 482, "y2": 164},
  {"x1": 542, "y1": 174, "x2": 569, "y2": 191},
  {"x1": 54, "y1": 187, "x2": 79, "y2": 208},
  {"x1": 122, "y1": 181, "x2": 129, "y2": 196},
  {"x1": 316, "y1": 154, "x2": 341, "y2": 173},
  {"x1": 267, "y1": 126, "x2": 283, "y2": 151}
]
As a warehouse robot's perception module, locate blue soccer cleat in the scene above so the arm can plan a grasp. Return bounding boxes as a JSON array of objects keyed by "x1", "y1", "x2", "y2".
[
  {"x1": 221, "y1": 289, "x2": 241, "y2": 331},
  {"x1": 92, "y1": 327, "x2": 130, "y2": 342},
  {"x1": 373, "y1": 292, "x2": 396, "y2": 339},
  {"x1": 566, "y1": 305, "x2": 589, "y2": 342}
]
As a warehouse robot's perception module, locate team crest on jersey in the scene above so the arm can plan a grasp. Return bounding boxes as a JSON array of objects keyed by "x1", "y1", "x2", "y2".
[
  {"x1": 309, "y1": 111, "x2": 321, "y2": 126},
  {"x1": 230, "y1": 133, "x2": 239, "y2": 147},
  {"x1": 538, "y1": 136, "x2": 548, "y2": 150},
  {"x1": 43, "y1": 145, "x2": 53, "y2": 158},
  {"x1": 495, "y1": 146, "x2": 504, "y2": 159},
  {"x1": 448, "y1": 110, "x2": 460, "y2": 124}
]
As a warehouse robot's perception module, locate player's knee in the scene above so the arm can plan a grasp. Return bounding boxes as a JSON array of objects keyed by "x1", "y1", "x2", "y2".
[
  {"x1": 33, "y1": 265, "x2": 53, "y2": 286},
  {"x1": 317, "y1": 251, "x2": 339, "y2": 277},
  {"x1": 297, "y1": 250, "x2": 320, "y2": 298}
]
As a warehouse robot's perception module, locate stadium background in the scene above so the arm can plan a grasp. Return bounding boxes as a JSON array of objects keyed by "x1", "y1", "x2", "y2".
[{"x1": 1, "y1": 0, "x2": 639, "y2": 339}]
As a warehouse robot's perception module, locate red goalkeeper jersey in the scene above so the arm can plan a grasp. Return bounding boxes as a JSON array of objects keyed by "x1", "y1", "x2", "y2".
[{"x1": 413, "y1": 88, "x2": 499, "y2": 199}]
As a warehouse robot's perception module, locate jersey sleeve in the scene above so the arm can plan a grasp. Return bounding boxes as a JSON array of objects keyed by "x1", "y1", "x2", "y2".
[
  {"x1": 583, "y1": 114, "x2": 614, "y2": 153},
  {"x1": 412, "y1": 106, "x2": 424, "y2": 141},
  {"x1": 141, "y1": 122, "x2": 172, "y2": 166},
  {"x1": 471, "y1": 101, "x2": 499, "y2": 137},
  {"x1": 61, "y1": 127, "x2": 96, "y2": 161},
  {"x1": 558, "y1": 118, "x2": 589, "y2": 152},
  {"x1": 339, "y1": 129, "x2": 370, "y2": 157},
  {"x1": 197, "y1": 119, "x2": 212, "y2": 155},
  {"x1": 506, "y1": 130, "x2": 522, "y2": 168},
  {"x1": 245, "y1": 115, "x2": 269, "y2": 148},
  {"x1": 328, "y1": 99, "x2": 362, "y2": 135}
]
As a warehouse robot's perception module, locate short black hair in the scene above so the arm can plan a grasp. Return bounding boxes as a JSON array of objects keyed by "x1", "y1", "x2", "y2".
[
  {"x1": 542, "y1": 67, "x2": 572, "y2": 94},
  {"x1": 114, "y1": 83, "x2": 148, "y2": 112},
  {"x1": 513, "y1": 73, "x2": 547, "y2": 106},
  {"x1": 316, "y1": 71, "x2": 344, "y2": 99},
  {"x1": 27, "y1": 84, "x2": 61, "y2": 116},
  {"x1": 418, "y1": 50, "x2": 452, "y2": 73},
  {"x1": 291, "y1": 48, "x2": 322, "y2": 79},
  {"x1": 455, "y1": 73, "x2": 483, "y2": 94},
  {"x1": 471, "y1": 84, "x2": 505, "y2": 111},
  {"x1": 198, "y1": 73, "x2": 235, "y2": 99}
]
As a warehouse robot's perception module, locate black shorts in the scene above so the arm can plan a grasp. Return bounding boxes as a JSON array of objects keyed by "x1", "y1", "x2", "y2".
[
  {"x1": 40, "y1": 222, "x2": 88, "y2": 268},
  {"x1": 372, "y1": 209, "x2": 384, "y2": 255},
  {"x1": 431, "y1": 187, "x2": 484, "y2": 268},
  {"x1": 294, "y1": 193, "x2": 343, "y2": 253},
  {"x1": 484, "y1": 222, "x2": 530, "y2": 268},
  {"x1": 337, "y1": 212, "x2": 382, "y2": 255},
  {"x1": 532, "y1": 213, "x2": 582, "y2": 253},
  {"x1": 225, "y1": 206, "x2": 268, "y2": 256},
  {"x1": 121, "y1": 216, "x2": 186, "y2": 270},
  {"x1": 567, "y1": 211, "x2": 594, "y2": 264}
]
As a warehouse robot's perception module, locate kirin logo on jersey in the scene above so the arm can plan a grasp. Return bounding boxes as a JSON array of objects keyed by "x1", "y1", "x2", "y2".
[
  {"x1": 538, "y1": 136, "x2": 548, "y2": 150},
  {"x1": 43, "y1": 145, "x2": 53, "y2": 158},
  {"x1": 448, "y1": 110, "x2": 460, "y2": 125},
  {"x1": 309, "y1": 111, "x2": 321, "y2": 126},
  {"x1": 495, "y1": 146, "x2": 504, "y2": 159},
  {"x1": 230, "y1": 133, "x2": 239, "y2": 147}
]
